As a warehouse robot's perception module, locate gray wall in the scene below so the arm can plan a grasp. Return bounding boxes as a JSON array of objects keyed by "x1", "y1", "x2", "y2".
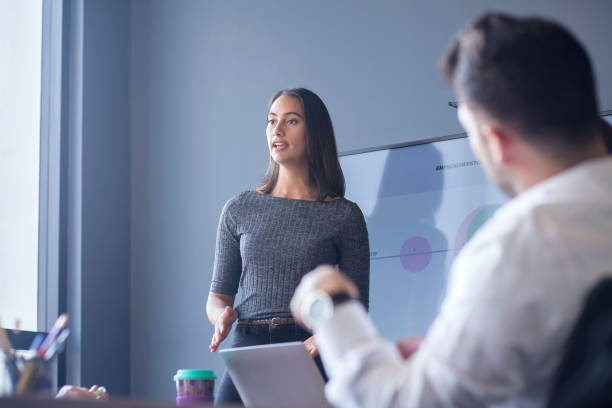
[
  {"x1": 80, "y1": 0, "x2": 131, "y2": 394},
  {"x1": 129, "y1": 0, "x2": 612, "y2": 400}
]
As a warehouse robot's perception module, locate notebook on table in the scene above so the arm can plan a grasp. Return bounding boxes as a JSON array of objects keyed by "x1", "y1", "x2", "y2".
[{"x1": 219, "y1": 341, "x2": 332, "y2": 408}]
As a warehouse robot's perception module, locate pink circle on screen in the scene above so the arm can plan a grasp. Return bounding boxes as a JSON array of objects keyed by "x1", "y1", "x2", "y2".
[{"x1": 400, "y1": 236, "x2": 432, "y2": 273}]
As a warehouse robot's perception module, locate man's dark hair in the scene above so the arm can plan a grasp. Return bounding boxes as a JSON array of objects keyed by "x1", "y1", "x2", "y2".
[
  {"x1": 258, "y1": 88, "x2": 345, "y2": 201},
  {"x1": 442, "y1": 12, "x2": 600, "y2": 149}
]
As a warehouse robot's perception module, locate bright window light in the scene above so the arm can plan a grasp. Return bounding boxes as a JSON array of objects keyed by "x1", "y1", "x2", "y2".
[{"x1": 0, "y1": 0, "x2": 43, "y2": 332}]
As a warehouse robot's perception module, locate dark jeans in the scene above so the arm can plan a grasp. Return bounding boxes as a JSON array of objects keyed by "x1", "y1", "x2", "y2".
[{"x1": 215, "y1": 322, "x2": 328, "y2": 405}]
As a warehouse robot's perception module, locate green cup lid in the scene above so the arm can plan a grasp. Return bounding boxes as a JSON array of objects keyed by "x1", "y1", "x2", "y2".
[{"x1": 174, "y1": 369, "x2": 216, "y2": 381}]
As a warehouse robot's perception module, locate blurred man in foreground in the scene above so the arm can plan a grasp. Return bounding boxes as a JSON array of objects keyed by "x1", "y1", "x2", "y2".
[{"x1": 291, "y1": 12, "x2": 612, "y2": 408}]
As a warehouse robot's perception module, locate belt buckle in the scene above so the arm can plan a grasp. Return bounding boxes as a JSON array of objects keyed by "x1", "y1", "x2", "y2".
[{"x1": 270, "y1": 317, "x2": 281, "y2": 327}]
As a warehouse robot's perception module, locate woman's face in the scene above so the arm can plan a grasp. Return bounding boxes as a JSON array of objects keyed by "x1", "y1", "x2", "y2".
[{"x1": 266, "y1": 95, "x2": 308, "y2": 166}]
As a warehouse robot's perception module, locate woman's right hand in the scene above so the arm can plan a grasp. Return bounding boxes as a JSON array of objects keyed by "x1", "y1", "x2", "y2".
[{"x1": 209, "y1": 305, "x2": 238, "y2": 352}]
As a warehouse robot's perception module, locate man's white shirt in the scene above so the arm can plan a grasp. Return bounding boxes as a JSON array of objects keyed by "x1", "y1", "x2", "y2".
[{"x1": 315, "y1": 157, "x2": 612, "y2": 408}]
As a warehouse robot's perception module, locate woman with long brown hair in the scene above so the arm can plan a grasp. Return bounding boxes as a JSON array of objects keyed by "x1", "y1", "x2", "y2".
[{"x1": 206, "y1": 88, "x2": 370, "y2": 404}]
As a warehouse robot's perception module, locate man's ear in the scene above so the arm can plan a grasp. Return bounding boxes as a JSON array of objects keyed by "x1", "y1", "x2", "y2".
[{"x1": 483, "y1": 124, "x2": 513, "y2": 166}]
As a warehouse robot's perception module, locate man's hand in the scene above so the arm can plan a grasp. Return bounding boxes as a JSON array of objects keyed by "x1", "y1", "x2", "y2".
[
  {"x1": 396, "y1": 337, "x2": 423, "y2": 359},
  {"x1": 56, "y1": 385, "x2": 109, "y2": 401},
  {"x1": 209, "y1": 306, "x2": 238, "y2": 352},
  {"x1": 303, "y1": 335, "x2": 319, "y2": 357},
  {"x1": 290, "y1": 265, "x2": 359, "y2": 328}
]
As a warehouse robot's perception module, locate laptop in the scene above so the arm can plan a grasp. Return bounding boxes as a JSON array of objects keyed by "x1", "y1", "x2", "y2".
[{"x1": 219, "y1": 341, "x2": 332, "y2": 408}]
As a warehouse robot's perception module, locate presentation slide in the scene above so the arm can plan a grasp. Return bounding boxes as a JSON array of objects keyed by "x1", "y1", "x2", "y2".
[{"x1": 340, "y1": 136, "x2": 508, "y2": 340}]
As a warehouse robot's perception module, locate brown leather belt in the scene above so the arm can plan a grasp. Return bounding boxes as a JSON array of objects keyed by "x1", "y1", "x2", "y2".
[{"x1": 238, "y1": 317, "x2": 295, "y2": 327}]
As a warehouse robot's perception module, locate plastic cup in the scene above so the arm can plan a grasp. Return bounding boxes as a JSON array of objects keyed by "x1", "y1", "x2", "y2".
[{"x1": 173, "y1": 369, "x2": 216, "y2": 405}]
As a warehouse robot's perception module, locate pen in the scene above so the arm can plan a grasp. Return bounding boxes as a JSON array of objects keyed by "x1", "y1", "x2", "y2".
[
  {"x1": 1, "y1": 327, "x2": 19, "y2": 392},
  {"x1": 15, "y1": 359, "x2": 38, "y2": 396},
  {"x1": 0, "y1": 326, "x2": 13, "y2": 359},
  {"x1": 0, "y1": 325, "x2": 20, "y2": 390}
]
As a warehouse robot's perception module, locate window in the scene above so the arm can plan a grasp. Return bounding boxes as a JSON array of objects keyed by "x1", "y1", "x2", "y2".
[{"x1": 0, "y1": 0, "x2": 43, "y2": 332}]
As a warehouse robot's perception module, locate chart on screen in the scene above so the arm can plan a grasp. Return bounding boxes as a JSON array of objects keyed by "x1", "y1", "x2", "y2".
[{"x1": 341, "y1": 136, "x2": 508, "y2": 339}]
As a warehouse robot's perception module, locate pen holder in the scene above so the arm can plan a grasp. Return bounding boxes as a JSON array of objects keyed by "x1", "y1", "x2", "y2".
[
  {"x1": 15, "y1": 357, "x2": 52, "y2": 397},
  {"x1": 1, "y1": 354, "x2": 52, "y2": 397},
  {"x1": 173, "y1": 369, "x2": 216, "y2": 405}
]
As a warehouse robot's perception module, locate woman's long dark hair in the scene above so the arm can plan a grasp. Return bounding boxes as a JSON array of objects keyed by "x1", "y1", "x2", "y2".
[{"x1": 257, "y1": 88, "x2": 345, "y2": 201}]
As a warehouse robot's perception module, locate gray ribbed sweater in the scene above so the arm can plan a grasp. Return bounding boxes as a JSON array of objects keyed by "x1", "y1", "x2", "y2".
[{"x1": 210, "y1": 191, "x2": 370, "y2": 320}]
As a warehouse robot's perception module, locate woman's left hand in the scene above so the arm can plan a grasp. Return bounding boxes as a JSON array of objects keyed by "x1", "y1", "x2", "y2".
[
  {"x1": 303, "y1": 336, "x2": 318, "y2": 357},
  {"x1": 396, "y1": 336, "x2": 423, "y2": 359}
]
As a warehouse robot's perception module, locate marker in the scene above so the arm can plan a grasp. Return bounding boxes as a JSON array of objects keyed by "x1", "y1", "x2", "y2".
[
  {"x1": 44, "y1": 329, "x2": 70, "y2": 361},
  {"x1": 29, "y1": 333, "x2": 45, "y2": 351},
  {"x1": 37, "y1": 314, "x2": 69, "y2": 358}
]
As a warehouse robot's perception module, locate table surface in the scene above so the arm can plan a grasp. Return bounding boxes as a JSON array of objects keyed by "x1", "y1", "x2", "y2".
[{"x1": 0, "y1": 397, "x2": 251, "y2": 408}]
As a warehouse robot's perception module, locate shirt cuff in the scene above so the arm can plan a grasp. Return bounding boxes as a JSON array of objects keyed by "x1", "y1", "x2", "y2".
[{"x1": 314, "y1": 301, "x2": 379, "y2": 369}]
